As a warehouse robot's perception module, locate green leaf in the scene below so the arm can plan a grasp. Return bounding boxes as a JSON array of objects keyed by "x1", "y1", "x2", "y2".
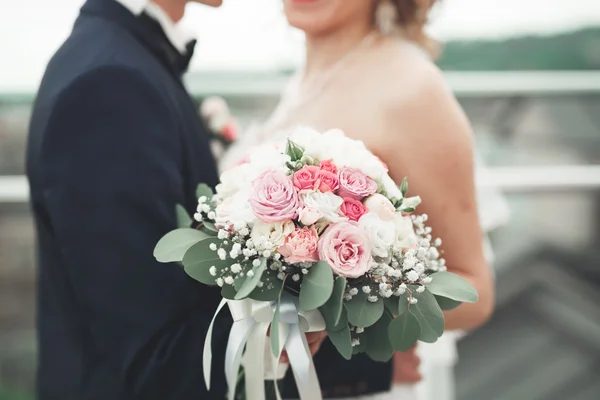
[
  {"x1": 388, "y1": 311, "x2": 421, "y2": 351},
  {"x1": 409, "y1": 289, "x2": 445, "y2": 343},
  {"x1": 400, "y1": 177, "x2": 408, "y2": 197},
  {"x1": 319, "y1": 277, "x2": 346, "y2": 329},
  {"x1": 154, "y1": 228, "x2": 211, "y2": 263},
  {"x1": 221, "y1": 273, "x2": 247, "y2": 299},
  {"x1": 201, "y1": 221, "x2": 218, "y2": 233},
  {"x1": 327, "y1": 326, "x2": 353, "y2": 360},
  {"x1": 299, "y1": 261, "x2": 334, "y2": 311},
  {"x1": 235, "y1": 258, "x2": 267, "y2": 299},
  {"x1": 384, "y1": 297, "x2": 399, "y2": 315},
  {"x1": 427, "y1": 271, "x2": 479, "y2": 303},
  {"x1": 285, "y1": 139, "x2": 304, "y2": 161},
  {"x1": 248, "y1": 274, "x2": 283, "y2": 302},
  {"x1": 175, "y1": 204, "x2": 192, "y2": 228},
  {"x1": 270, "y1": 300, "x2": 281, "y2": 357},
  {"x1": 364, "y1": 312, "x2": 394, "y2": 362},
  {"x1": 196, "y1": 183, "x2": 214, "y2": 200},
  {"x1": 435, "y1": 295, "x2": 462, "y2": 311},
  {"x1": 221, "y1": 285, "x2": 238, "y2": 300},
  {"x1": 384, "y1": 292, "x2": 410, "y2": 316},
  {"x1": 182, "y1": 237, "x2": 228, "y2": 285},
  {"x1": 345, "y1": 291, "x2": 384, "y2": 328},
  {"x1": 402, "y1": 207, "x2": 415, "y2": 213}
]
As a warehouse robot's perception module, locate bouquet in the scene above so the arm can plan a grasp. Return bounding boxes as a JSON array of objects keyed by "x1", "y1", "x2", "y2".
[{"x1": 154, "y1": 127, "x2": 478, "y2": 400}]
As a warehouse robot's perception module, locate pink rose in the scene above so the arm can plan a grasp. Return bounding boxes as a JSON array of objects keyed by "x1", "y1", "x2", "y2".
[
  {"x1": 278, "y1": 226, "x2": 320, "y2": 264},
  {"x1": 318, "y1": 222, "x2": 372, "y2": 278},
  {"x1": 364, "y1": 194, "x2": 396, "y2": 221},
  {"x1": 293, "y1": 166, "x2": 320, "y2": 191},
  {"x1": 340, "y1": 197, "x2": 367, "y2": 222},
  {"x1": 337, "y1": 167, "x2": 378, "y2": 200},
  {"x1": 315, "y1": 170, "x2": 340, "y2": 193},
  {"x1": 249, "y1": 169, "x2": 299, "y2": 222},
  {"x1": 319, "y1": 160, "x2": 339, "y2": 175}
]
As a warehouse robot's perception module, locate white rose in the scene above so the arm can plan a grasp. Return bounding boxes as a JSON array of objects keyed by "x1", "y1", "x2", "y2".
[
  {"x1": 364, "y1": 194, "x2": 396, "y2": 221},
  {"x1": 216, "y1": 163, "x2": 256, "y2": 198},
  {"x1": 381, "y1": 174, "x2": 402, "y2": 199},
  {"x1": 248, "y1": 144, "x2": 290, "y2": 172},
  {"x1": 393, "y1": 214, "x2": 418, "y2": 250},
  {"x1": 400, "y1": 196, "x2": 422, "y2": 211},
  {"x1": 299, "y1": 191, "x2": 346, "y2": 224},
  {"x1": 359, "y1": 213, "x2": 395, "y2": 258},
  {"x1": 215, "y1": 190, "x2": 255, "y2": 227},
  {"x1": 251, "y1": 220, "x2": 295, "y2": 250},
  {"x1": 288, "y1": 126, "x2": 322, "y2": 154}
]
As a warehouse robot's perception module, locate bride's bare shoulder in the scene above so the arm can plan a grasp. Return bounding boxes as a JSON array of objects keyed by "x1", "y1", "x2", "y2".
[
  {"x1": 362, "y1": 38, "x2": 450, "y2": 107},
  {"x1": 359, "y1": 39, "x2": 473, "y2": 154}
]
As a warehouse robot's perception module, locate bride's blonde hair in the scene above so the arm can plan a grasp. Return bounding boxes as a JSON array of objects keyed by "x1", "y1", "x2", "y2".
[{"x1": 388, "y1": 0, "x2": 440, "y2": 58}]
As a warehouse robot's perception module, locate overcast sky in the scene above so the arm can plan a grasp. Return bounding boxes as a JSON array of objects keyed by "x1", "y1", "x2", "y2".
[{"x1": 1, "y1": 0, "x2": 599, "y2": 91}]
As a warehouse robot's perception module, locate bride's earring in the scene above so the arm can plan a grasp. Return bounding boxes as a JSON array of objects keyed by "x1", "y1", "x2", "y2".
[{"x1": 375, "y1": 0, "x2": 398, "y2": 36}]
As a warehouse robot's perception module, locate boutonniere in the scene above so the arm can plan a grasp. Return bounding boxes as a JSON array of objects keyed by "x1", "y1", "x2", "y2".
[{"x1": 200, "y1": 96, "x2": 239, "y2": 146}]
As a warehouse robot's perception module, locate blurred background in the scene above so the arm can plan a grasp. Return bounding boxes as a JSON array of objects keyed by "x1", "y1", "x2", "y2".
[{"x1": 1, "y1": 0, "x2": 600, "y2": 399}]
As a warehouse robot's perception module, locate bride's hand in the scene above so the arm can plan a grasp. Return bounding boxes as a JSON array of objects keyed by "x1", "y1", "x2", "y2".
[{"x1": 279, "y1": 331, "x2": 327, "y2": 364}]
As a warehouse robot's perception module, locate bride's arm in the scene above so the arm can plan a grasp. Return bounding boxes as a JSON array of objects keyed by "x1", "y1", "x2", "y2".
[{"x1": 377, "y1": 64, "x2": 494, "y2": 331}]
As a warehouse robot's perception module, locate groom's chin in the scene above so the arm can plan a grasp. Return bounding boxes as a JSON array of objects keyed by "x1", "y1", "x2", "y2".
[{"x1": 192, "y1": 0, "x2": 223, "y2": 7}]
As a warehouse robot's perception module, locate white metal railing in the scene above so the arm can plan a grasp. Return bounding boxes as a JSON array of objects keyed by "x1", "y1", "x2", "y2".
[
  {"x1": 181, "y1": 70, "x2": 600, "y2": 98},
  {"x1": 2, "y1": 166, "x2": 600, "y2": 203}
]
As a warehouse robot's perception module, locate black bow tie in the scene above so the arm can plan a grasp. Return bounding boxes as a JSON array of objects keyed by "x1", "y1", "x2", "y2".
[{"x1": 138, "y1": 12, "x2": 196, "y2": 77}]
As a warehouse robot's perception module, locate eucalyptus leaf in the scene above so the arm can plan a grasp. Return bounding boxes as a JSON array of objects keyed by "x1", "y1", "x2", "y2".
[
  {"x1": 345, "y1": 291, "x2": 384, "y2": 328},
  {"x1": 248, "y1": 271, "x2": 283, "y2": 302},
  {"x1": 196, "y1": 183, "x2": 214, "y2": 200},
  {"x1": 327, "y1": 326, "x2": 353, "y2": 360},
  {"x1": 175, "y1": 204, "x2": 192, "y2": 228},
  {"x1": 154, "y1": 228, "x2": 211, "y2": 263},
  {"x1": 388, "y1": 311, "x2": 421, "y2": 352},
  {"x1": 319, "y1": 277, "x2": 347, "y2": 329},
  {"x1": 364, "y1": 312, "x2": 394, "y2": 362},
  {"x1": 384, "y1": 292, "x2": 409, "y2": 316},
  {"x1": 299, "y1": 261, "x2": 334, "y2": 311},
  {"x1": 384, "y1": 297, "x2": 399, "y2": 315},
  {"x1": 221, "y1": 285, "x2": 238, "y2": 300},
  {"x1": 427, "y1": 271, "x2": 479, "y2": 303},
  {"x1": 435, "y1": 295, "x2": 462, "y2": 311},
  {"x1": 182, "y1": 237, "x2": 228, "y2": 285},
  {"x1": 235, "y1": 258, "x2": 267, "y2": 300},
  {"x1": 409, "y1": 289, "x2": 445, "y2": 343},
  {"x1": 270, "y1": 300, "x2": 281, "y2": 357},
  {"x1": 202, "y1": 221, "x2": 218, "y2": 233}
]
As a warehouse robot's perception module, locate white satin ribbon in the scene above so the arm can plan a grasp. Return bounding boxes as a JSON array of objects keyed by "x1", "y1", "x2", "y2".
[{"x1": 203, "y1": 293, "x2": 326, "y2": 400}]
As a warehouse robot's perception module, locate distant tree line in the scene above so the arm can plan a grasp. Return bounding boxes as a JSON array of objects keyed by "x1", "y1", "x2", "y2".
[{"x1": 436, "y1": 27, "x2": 600, "y2": 70}]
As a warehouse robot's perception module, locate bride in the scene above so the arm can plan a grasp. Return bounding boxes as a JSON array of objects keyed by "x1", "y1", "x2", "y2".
[{"x1": 219, "y1": 0, "x2": 499, "y2": 398}]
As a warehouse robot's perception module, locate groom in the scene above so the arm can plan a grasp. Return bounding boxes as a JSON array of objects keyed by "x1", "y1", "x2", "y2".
[{"x1": 26, "y1": 0, "x2": 253, "y2": 399}]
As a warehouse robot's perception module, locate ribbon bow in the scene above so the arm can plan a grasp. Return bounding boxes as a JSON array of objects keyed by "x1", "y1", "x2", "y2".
[{"x1": 204, "y1": 293, "x2": 326, "y2": 400}]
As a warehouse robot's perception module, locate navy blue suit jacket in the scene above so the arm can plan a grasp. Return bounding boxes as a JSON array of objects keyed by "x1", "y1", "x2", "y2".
[{"x1": 26, "y1": 1, "x2": 230, "y2": 399}]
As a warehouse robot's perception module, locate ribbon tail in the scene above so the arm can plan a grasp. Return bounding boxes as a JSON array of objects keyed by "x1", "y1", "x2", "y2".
[
  {"x1": 226, "y1": 318, "x2": 255, "y2": 400},
  {"x1": 272, "y1": 323, "x2": 290, "y2": 400},
  {"x1": 203, "y1": 299, "x2": 228, "y2": 390},
  {"x1": 243, "y1": 322, "x2": 270, "y2": 400},
  {"x1": 286, "y1": 324, "x2": 322, "y2": 400}
]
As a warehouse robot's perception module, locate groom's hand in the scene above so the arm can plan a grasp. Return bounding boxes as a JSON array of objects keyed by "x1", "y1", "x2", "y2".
[{"x1": 279, "y1": 331, "x2": 327, "y2": 364}]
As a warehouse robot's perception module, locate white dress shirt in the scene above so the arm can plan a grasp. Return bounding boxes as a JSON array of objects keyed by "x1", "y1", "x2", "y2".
[{"x1": 114, "y1": 0, "x2": 195, "y2": 54}]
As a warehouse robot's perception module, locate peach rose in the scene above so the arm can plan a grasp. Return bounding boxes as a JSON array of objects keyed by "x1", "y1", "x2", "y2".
[{"x1": 279, "y1": 226, "x2": 320, "y2": 264}]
